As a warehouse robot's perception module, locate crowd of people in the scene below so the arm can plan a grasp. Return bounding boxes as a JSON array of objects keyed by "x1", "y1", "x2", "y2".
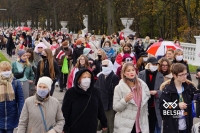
[{"x1": 0, "y1": 28, "x2": 199, "y2": 133}]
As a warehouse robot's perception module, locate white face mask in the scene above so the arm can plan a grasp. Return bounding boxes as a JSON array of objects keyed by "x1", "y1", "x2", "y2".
[
  {"x1": 102, "y1": 67, "x2": 112, "y2": 75},
  {"x1": 149, "y1": 65, "x2": 158, "y2": 72},
  {"x1": 143, "y1": 57, "x2": 148, "y2": 62},
  {"x1": 77, "y1": 45, "x2": 81, "y2": 48},
  {"x1": 176, "y1": 55, "x2": 183, "y2": 61},
  {"x1": 80, "y1": 78, "x2": 91, "y2": 91},
  {"x1": 58, "y1": 39, "x2": 62, "y2": 43},
  {"x1": 104, "y1": 45, "x2": 109, "y2": 48},
  {"x1": 20, "y1": 41, "x2": 23, "y2": 44},
  {"x1": 53, "y1": 43, "x2": 57, "y2": 46},
  {"x1": 1, "y1": 71, "x2": 12, "y2": 78}
]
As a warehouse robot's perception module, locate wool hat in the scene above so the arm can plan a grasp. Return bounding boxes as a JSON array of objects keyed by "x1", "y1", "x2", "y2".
[
  {"x1": 122, "y1": 54, "x2": 133, "y2": 62},
  {"x1": 37, "y1": 76, "x2": 53, "y2": 91},
  {"x1": 76, "y1": 38, "x2": 83, "y2": 45},
  {"x1": 17, "y1": 50, "x2": 26, "y2": 57},
  {"x1": 147, "y1": 57, "x2": 159, "y2": 64}
]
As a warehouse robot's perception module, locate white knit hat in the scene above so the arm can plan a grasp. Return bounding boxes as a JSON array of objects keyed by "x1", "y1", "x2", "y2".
[{"x1": 37, "y1": 76, "x2": 53, "y2": 91}]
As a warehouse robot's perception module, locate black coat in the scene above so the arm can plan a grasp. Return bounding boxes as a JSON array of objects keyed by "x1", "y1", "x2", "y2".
[
  {"x1": 62, "y1": 69, "x2": 107, "y2": 133},
  {"x1": 95, "y1": 71, "x2": 120, "y2": 110},
  {"x1": 93, "y1": 59, "x2": 102, "y2": 77},
  {"x1": 72, "y1": 46, "x2": 84, "y2": 66},
  {"x1": 26, "y1": 35, "x2": 32, "y2": 48},
  {"x1": 159, "y1": 78, "x2": 196, "y2": 133},
  {"x1": 3, "y1": 33, "x2": 15, "y2": 49},
  {"x1": 196, "y1": 67, "x2": 200, "y2": 117},
  {"x1": 35, "y1": 59, "x2": 60, "y2": 85},
  {"x1": 172, "y1": 59, "x2": 192, "y2": 81}
]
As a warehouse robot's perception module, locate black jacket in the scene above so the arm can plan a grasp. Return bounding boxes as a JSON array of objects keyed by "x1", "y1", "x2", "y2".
[
  {"x1": 3, "y1": 33, "x2": 15, "y2": 49},
  {"x1": 26, "y1": 35, "x2": 32, "y2": 48},
  {"x1": 159, "y1": 78, "x2": 196, "y2": 133},
  {"x1": 35, "y1": 59, "x2": 60, "y2": 85},
  {"x1": 62, "y1": 69, "x2": 107, "y2": 133},
  {"x1": 93, "y1": 59, "x2": 102, "y2": 77},
  {"x1": 72, "y1": 46, "x2": 84, "y2": 66},
  {"x1": 172, "y1": 59, "x2": 192, "y2": 81},
  {"x1": 95, "y1": 71, "x2": 120, "y2": 110}
]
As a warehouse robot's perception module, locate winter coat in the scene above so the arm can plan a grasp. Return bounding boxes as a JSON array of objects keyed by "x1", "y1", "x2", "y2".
[
  {"x1": 26, "y1": 35, "x2": 32, "y2": 48},
  {"x1": 138, "y1": 70, "x2": 164, "y2": 128},
  {"x1": 113, "y1": 79, "x2": 150, "y2": 133},
  {"x1": 12, "y1": 61, "x2": 34, "y2": 81},
  {"x1": 102, "y1": 47, "x2": 115, "y2": 60},
  {"x1": 159, "y1": 78, "x2": 196, "y2": 133},
  {"x1": 54, "y1": 46, "x2": 72, "y2": 67},
  {"x1": 35, "y1": 60, "x2": 60, "y2": 85},
  {"x1": 196, "y1": 67, "x2": 200, "y2": 117},
  {"x1": 62, "y1": 69, "x2": 107, "y2": 133},
  {"x1": 3, "y1": 33, "x2": 15, "y2": 50},
  {"x1": 33, "y1": 52, "x2": 42, "y2": 68},
  {"x1": 134, "y1": 43, "x2": 145, "y2": 57},
  {"x1": 17, "y1": 95, "x2": 65, "y2": 133},
  {"x1": 95, "y1": 71, "x2": 120, "y2": 110},
  {"x1": 172, "y1": 59, "x2": 192, "y2": 81},
  {"x1": 0, "y1": 79, "x2": 24, "y2": 129},
  {"x1": 72, "y1": 46, "x2": 85, "y2": 66},
  {"x1": 163, "y1": 73, "x2": 173, "y2": 82}
]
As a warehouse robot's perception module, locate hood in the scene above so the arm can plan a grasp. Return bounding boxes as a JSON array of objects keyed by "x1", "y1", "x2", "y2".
[
  {"x1": 83, "y1": 48, "x2": 92, "y2": 56},
  {"x1": 73, "y1": 68, "x2": 95, "y2": 93},
  {"x1": 165, "y1": 73, "x2": 173, "y2": 78},
  {"x1": 34, "y1": 42, "x2": 47, "y2": 53}
]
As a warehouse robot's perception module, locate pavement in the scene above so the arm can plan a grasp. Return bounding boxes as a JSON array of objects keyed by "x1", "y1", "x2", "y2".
[{"x1": 1, "y1": 49, "x2": 200, "y2": 128}]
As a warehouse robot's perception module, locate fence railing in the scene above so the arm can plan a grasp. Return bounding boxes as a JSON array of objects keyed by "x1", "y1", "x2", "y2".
[{"x1": 180, "y1": 42, "x2": 196, "y2": 64}]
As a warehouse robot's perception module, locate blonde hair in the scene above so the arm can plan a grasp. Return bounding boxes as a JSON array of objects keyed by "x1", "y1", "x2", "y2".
[
  {"x1": 96, "y1": 49, "x2": 107, "y2": 60},
  {"x1": 174, "y1": 49, "x2": 183, "y2": 59},
  {"x1": 0, "y1": 61, "x2": 11, "y2": 72}
]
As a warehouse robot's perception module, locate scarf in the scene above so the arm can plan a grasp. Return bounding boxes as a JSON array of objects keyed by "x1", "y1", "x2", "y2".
[
  {"x1": 36, "y1": 93, "x2": 50, "y2": 102},
  {"x1": 0, "y1": 74, "x2": 15, "y2": 102}
]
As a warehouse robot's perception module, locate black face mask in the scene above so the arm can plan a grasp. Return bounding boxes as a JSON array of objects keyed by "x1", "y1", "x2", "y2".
[
  {"x1": 98, "y1": 55, "x2": 102, "y2": 60},
  {"x1": 64, "y1": 47, "x2": 68, "y2": 51},
  {"x1": 124, "y1": 50, "x2": 131, "y2": 53},
  {"x1": 41, "y1": 55, "x2": 47, "y2": 59},
  {"x1": 124, "y1": 76, "x2": 136, "y2": 82}
]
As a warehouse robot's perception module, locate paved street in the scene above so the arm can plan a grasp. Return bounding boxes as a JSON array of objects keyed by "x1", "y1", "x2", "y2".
[{"x1": 1, "y1": 49, "x2": 200, "y2": 128}]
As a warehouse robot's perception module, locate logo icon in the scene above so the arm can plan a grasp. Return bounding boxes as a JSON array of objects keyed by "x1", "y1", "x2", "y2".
[{"x1": 163, "y1": 100, "x2": 178, "y2": 109}]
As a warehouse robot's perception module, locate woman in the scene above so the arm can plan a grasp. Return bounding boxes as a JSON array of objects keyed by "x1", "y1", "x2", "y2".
[
  {"x1": 111, "y1": 37, "x2": 120, "y2": 54},
  {"x1": 134, "y1": 39, "x2": 145, "y2": 57},
  {"x1": 113, "y1": 63, "x2": 150, "y2": 133},
  {"x1": 67, "y1": 55, "x2": 90, "y2": 89},
  {"x1": 138, "y1": 57, "x2": 164, "y2": 133},
  {"x1": 172, "y1": 49, "x2": 192, "y2": 81},
  {"x1": 95, "y1": 59, "x2": 120, "y2": 133},
  {"x1": 62, "y1": 69, "x2": 107, "y2": 133},
  {"x1": 26, "y1": 48, "x2": 36, "y2": 73},
  {"x1": 196, "y1": 67, "x2": 200, "y2": 118},
  {"x1": 102, "y1": 41, "x2": 115, "y2": 62},
  {"x1": 17, "y1": 76, "x2": 65, "y2": 133},
  {"x1": 113, "y1": 43, "x2": 137, "y2": 73},
  {"x1": 3, "y1": 32, "x2": 15, "y2": 57},
  {"x1": 136, "y1": 52, "x2": 148, "y2": 72},
  {"x1": 35, "y1": 49, "x2": 60, "y2": 96},
  {"x1": 165, "y1": 48, "x2": 174, "y2": 63},
  {"x1": 159, "y1": 63, "x2": 196, "y2": 133},
  {"x1": 12, "y1": 50, "x2": 34, "y2": 100},
  {"x1": 158, "y1": 57, "x2": 173, "y2": 82},
  {"x1": 144, "y1": 36, "x2": 150, "y2": 50},
  {"x1": 15, "y1": 36, "x2": 26, "y2": 54},
  {"x1": 93, "y1": 49, "x2": 107, "y2": 80},
  {"x1": 0, "y1": 61, "x2": 24, "y2": 133}
]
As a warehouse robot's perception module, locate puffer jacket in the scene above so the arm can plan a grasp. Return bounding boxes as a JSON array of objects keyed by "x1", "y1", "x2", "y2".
[
  {"x1": 0, "y1": 79, "x2": 24, "y2": 129},
  {"x1": 113, "y1": 79, "x2": 150, "y2": 133},
  {"x1": 17, "y1": 95, "x2": 65, "y2": 133}
]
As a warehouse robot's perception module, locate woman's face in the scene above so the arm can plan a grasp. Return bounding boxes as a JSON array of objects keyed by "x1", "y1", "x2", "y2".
[
  {"x1": 42, "y1": 51, "x2": 47, "y2": 56},
  {"x1": 124, "y1": 66, "x2": 136, "y2": 79},
  {"x1": 26, "y1": 52, "x2": 31, "y2": 59},
  {"x1": 38, "y1": 83, "x2": 48, "y2": 90},
  {"x1": 105, "y1": 43, "x2": 110, "y2": 47},
  {"x1": 97, "y1": 50, "x2": 102, "y2": 55},
  {"x1": 20, "y1": 54, "x2": 28, "y2": 61},
  {"x1": 37, "y1": 47, "x2": 44, "y2": 53},
  {"x1": 123, "y1": 46, "x2": 130, "y2": 52},
  {"x1": 79, "y1": 57, "x2": 86, "y2": 65},
  {"x1": 176, "y1": 51, "x2": 183, "y2": 57},
  {"x1": 161, "y1": 61, "x2": 169, "y2": 72},
  {"x1": 166, "y1": 51, "x2": 174, "y2": 59},
  {"x1": 78, "y1": 72, "x2": 91, "y2": 84}
]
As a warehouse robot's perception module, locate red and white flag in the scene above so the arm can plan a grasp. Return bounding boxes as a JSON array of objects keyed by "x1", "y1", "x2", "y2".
[{"x1": 56, "y1": 50, "x2": 65, "y2": 59}]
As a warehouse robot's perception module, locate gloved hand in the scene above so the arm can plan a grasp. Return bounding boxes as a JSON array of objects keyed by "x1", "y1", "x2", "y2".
[{"x1": 47, "y1": 129, "x2": 56, "y2": 133}]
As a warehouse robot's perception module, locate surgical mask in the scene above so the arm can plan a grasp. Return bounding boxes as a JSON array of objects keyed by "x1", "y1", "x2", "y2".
[
  {"x1": 37, "y1": 88, "x2": 49, "y2": 98},
  {"x1": 77, "y1": 45, "x2": 81, "y2": 48},
  {"x1": 143, "y1": 57, "x2": 148, "y2": 62},
  {"x1": 1, "y1": 71, "x2": 12, "y2": 78},
  {"x1": 149, "y1": 65, "x2": 158, "y2": 72},
  {"x1": 20, "y1": 41, "x2": 23, "y2": 44},
  {"x1": 104, "y1": 45, "x2": 109, "y2": 48},
  {"x1": 176, "y1": 55, "x2": 183, "y2": 61},
  {"x1": 58, "y1": 39, "x2": 62, "y2": 43},
  {"x1": 102, "y1": 67, "x2": 112, "y2": 75},
  {"x1": 20, "y1": 58, "x2": 26, "y2": 63},
  {"x1": 80, "y1": 78, "x2": 91, "y2": 91}
]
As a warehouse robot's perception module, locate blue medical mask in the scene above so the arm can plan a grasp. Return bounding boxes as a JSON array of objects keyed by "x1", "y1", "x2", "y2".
[
  {"x1": 37, "y1": 88, "x2": 49, "y2": 98},
  {"x1": 20, "y1": 58, "x2": 26, "y2": 63}
]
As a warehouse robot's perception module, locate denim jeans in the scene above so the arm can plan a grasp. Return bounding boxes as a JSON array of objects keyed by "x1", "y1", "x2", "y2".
[
  {"x1": 154, "y1": 121, "x2": 161, "y2": 133},
  {"x1": 0, "y1": 129, "x2": 14, "y2": 133}
]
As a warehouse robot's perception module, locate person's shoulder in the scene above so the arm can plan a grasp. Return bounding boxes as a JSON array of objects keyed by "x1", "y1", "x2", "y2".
[
  {"x1": 185, "y1": 79, "x2": 196, "y2": 89},
  {"x1": 160, "y1": 79, "x2": 171, "y2": 91}
]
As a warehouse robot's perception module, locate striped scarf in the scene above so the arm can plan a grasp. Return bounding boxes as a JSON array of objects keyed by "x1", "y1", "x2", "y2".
[{"x1": 0, "y1": 74, "x2": 15, "y2": 102}]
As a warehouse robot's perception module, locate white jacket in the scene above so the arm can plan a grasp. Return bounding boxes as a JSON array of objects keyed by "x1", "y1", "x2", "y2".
[{"x1": 113, "y1": 78, "x2": 150, "y2": 133}]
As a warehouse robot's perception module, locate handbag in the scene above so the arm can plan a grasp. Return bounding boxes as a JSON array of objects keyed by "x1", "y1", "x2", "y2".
[
  {"x1": 38, "y1": 104, "x2": 53, "y2": 132},
  {"x1": 61, "y1": 58, "x2": 69, "y2": 74},
  {"x1": 14, "y1": 67, "x2": 26, "y2": 79}
]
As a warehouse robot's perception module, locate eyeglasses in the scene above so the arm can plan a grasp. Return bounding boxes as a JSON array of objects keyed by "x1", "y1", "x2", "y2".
[
  {"x1": 38, "y1": 47, "x2": 43, "y2": 49},
  {"x1": 177, "y1": 73, "x2": 189, "y2": 77}
]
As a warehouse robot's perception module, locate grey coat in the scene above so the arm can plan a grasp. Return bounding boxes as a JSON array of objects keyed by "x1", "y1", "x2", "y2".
[
  {"x1": 138, "y1": 70, "x2": 164, "y2": 127},
  {"x1": 17, "y1": 95, "x2": 65, "y2": 133}
]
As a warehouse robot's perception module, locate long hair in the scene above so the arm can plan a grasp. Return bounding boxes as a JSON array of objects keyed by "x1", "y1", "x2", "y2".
[
  {"x1": 102, "y1": 40, "x2": 111, "y2": 47},
  {"x1": 40, "y1": 49, "x2": 55, "y2": 79},
  {"x1": 136, "y1": 57, "x2": 147, "y2": 70},
  {"x1": 26, "y1": 48, "x2": 34, "y2": 63},
  {"x1": 96, "y1": 49, "x2": 107, "y2": 60},
  {"x1": 121, "y1": 63, "x2": 141, "y2": 96},
  {"x1": 158, "y1": 57, "x2": 171, "y2": 75},
  {"x1": 75, "y1": 55, "x2": 90, "y2": 69}
]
